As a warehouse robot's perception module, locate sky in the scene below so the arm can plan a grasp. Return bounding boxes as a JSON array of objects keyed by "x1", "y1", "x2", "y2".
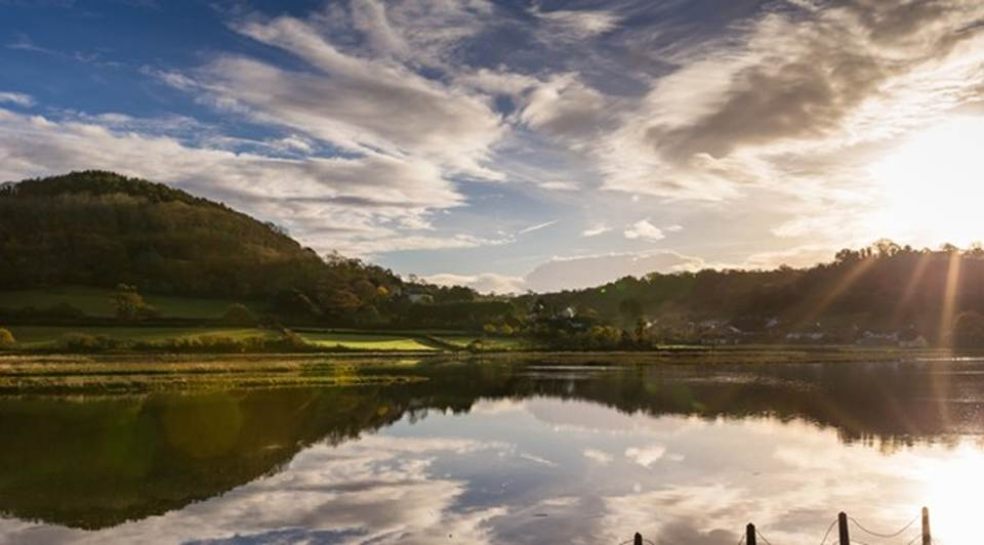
[{"x1": 1, "y1": 0, "x2": 983, "y2": 293}]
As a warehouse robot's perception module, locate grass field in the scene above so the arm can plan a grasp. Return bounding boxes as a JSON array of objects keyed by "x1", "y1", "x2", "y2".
[
  {"x1": 298, "y1": 331, "x2": 439, "y2": 351},
  {"x1": 0, "y1": 354, "x2": 426, "y2": 393},
  {"x1": 0, "y1": 286, "x2": 262, "y2": 319},
  {"x1": 7, "y1": 326, "x2": 276, "y2": 350},
  {"x1": 3, "y1": 326, "x2": 459, "y2": 352},
  {"x1": 435, "y1": 334, "x2": 532, "y2": 351}
]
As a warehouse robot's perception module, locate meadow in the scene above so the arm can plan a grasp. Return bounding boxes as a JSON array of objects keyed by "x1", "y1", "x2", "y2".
[{"x1": 0, "y1": 286, "x2": 255, "y2": 319}]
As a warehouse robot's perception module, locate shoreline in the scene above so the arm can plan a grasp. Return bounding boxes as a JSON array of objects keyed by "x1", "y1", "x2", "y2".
[{"x1": 1, "y1": 346, "x2": 981, "y2": 395}]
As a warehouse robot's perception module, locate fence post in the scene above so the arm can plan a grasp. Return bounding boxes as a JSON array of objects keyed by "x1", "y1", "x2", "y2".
[
  {"x1": 746, "y1": 523, "x2": 757, "y2": 545},
  {"x1": 633, "y1": 532, "x2": 642, "y2": 545},
  {"x1": 922, "y1": 507, "x2": 931, "y2": 545},
  {"x1": 838, "y1": 512, "x2": 850, "y2": 545}
]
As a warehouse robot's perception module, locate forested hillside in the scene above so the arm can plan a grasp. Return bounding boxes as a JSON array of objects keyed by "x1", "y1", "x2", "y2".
[
  {"x1": 0, "y1": 171, "x2": 494, "y2": 327},
  {"x1": 523, "y1": 241, "x2": 984, "y2": 345}
]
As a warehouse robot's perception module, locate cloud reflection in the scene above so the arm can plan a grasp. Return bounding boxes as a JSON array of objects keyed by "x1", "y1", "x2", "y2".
[{"x1": 2, "y1": 396, "x2": 983, "y2": 545}]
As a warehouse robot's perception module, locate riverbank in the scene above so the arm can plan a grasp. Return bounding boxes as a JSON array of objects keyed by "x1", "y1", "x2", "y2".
[{"x1": 1, "y1": 346, "x2": 977, "y2": 394}]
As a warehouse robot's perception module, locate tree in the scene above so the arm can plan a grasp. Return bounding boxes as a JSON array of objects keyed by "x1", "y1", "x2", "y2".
[
  {"x1": 221, "y1": 304, "x2": 258, "y2": 326},
  {"x1": 618, "y1": 298, "x2": 643, "y2": 323},
  {"x1": 113, "y1": 284, "x2": 158, "y2": 322},
  {"x1": 0, "y1": 328, "x2": 15, "y2": 349},
  {"x1": 953, "y1": 312, "x2": 984, "y2": 347}
]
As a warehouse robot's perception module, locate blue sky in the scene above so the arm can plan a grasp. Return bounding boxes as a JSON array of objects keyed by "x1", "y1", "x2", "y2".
[{"x1": 2, "y1": 0, "x2": 984, "y2": 292}]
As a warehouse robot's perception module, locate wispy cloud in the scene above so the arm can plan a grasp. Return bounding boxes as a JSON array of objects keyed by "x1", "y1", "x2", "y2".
[
  {"x1": 518, "y1": 219, "x2": 558, "y2": 235},
  {"x1": 0, "y1": 108, "x2": 485, "y2": 256},
  {"x1": 0, "y1": 92, "x2": 33, "y2": 107},
  {"x1": 582, "y1": 224, "x2": 610, "y2": 237}
]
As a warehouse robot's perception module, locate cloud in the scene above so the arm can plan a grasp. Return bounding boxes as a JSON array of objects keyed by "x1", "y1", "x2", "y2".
[
  {"x1": 623, "y1": 219, "x2": 665, "y2": 241},
  {"x1": 582, "y1": 224, "x2": 610, "y2": 237},
  {"x1": 0, "y1": 108, "x2": 490, "y2": 256},
  {"x1": 0, "y1": 434, "x2": 510, "y2": 545},
  {"x1": 454, "y1": 67, "x2": 539, "y2": 98},
  {"x1": 194, "y1": 52, "x2": 503, "y2": 180},
  {"x1": 520, "y1": 73, "x2": 611, "y2": 143},
  {"x1": 0, "y1": 92, "x2": 33, "y2": 107},
  {"x1": 737, "y1": 244, "x2": 839, "y2": 271},
  {"x1": 537, "y1": 180, "x2": 578, "y2": 191},
  {"x1": 531, "y1": 5, "x2": 621, "y2": 40},
  {"x1": 422, "y1": 272, "x2": 525, "y2": 294},
  {"x1": 593, "y1": 0, "x2": 984, "y2": 211},
  {"x1": 625, "y1": 444, "x2": 667, "y2": 468},
  {"x1": 518, "y1": 219, "x2": 557, "y2": 235},
  {"x1": 583, "y1": 448, "x2": 614, "y2": 465},
  {"x1": 524, "y1": 250, "x2": 703, "y2": 292}
]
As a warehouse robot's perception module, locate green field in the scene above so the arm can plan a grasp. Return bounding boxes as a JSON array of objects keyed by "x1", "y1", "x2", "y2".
[
  {"x1": 7, "y1": 326, "x2": 275, "y2": 350},
  {"x1": 2, "y1": 326, "x2": 465, "y2": 352},
  {"x1": 0, "y1": 286, "x2": 261, "y2": 319},
  {"x1": 298, "y1": 331, "x2": 438, "y2": 351},
  {"x1": 0, "y1": 354, "x2": 425, "y2": 393},
  {"x1": 435, "y1": 334, "x2": 532, "y2": 351}
]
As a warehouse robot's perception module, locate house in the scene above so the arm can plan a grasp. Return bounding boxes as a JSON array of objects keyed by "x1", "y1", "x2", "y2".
[
  {"x1": 406, "y1": 292, "x2": 434, "y2": 304},
  {"x1": 899, "y1": 336, "x2": 929, "y2": 349},
  {"x1": 855, "y1": 331, "x2": 899, "y2": 346}
]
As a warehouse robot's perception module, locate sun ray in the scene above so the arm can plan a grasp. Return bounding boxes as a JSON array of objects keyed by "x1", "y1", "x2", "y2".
[
  {"x1": 891, "y1": 252, "x2": 932, "y2": 326},
  {"x1": 796, "y1": 255, "x2": 878, "y2": 328}
]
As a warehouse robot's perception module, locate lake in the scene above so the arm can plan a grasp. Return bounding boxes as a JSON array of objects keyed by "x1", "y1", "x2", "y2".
[{"x1": 2, "y1": 357, "x2": 984, "y2": 545}]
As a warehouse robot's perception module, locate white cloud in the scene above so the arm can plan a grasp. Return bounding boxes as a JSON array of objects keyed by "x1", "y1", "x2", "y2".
[
  {"x1": 537, "y1": 180, "x2": 578, "y2": 191},
  {"x1": 0, "y1": 92, "x2": 33, "y2": 107},
  {"x1": 623, "y1": 219, "x2": 665, "y2": 241},
  {"x1": 423, "y1": 272, "x2": 526, "y2": 294},
  {"x1": 0, "y1": 108, "x2": 489, "y2": 257},
  {"x1": 518, "y1": 219, "x2": 557, "y2": 235},
  {"x1": 582, "y1": 224, "x2": 610, "y2": 237},
  {"x1": 531, "y1": 6, "x2": 621, "y2": 40},
  {"x1": 520, "y1": 73, "x2": 611, "y2": 144},
  {"x1": 583, "y1": 448, "x2": 614, "y2": 465},
  {"x1": 625, "y1": 444, "x2": 667, "y2": 467},
  {"x1": 524, "y1": 250, "x2": 703, "y2": 292},
  {"x1": 593, "y1": 0, "x2": 984, "y2": 217},
  {"x1": 454, "y1": 68, "x2": 539, "y2": 97}
]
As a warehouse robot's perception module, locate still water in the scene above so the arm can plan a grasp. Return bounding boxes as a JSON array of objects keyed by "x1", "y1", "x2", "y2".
[{"x1": 2, "y1": 358, "x2": 984, "y2": 545}]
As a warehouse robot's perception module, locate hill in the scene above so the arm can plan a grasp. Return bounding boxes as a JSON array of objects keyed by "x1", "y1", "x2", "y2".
[
  {"x1": 0, "y1": 171, "x2": 333, "y2": 297},
  {"x1": 0, "y1": 171, "x2": 511, "y2": 328},
  {"x1": 520, "y1": 240, "x2": 984, "y2": 346}
]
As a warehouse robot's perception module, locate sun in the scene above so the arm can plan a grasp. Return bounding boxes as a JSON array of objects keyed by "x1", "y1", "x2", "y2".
[
  {"x1": 866, "y1": 116, "x2": 984, "y2": 247},
  {"x1": 918, "y1": 444, "x2": 984, "y2": 544}
]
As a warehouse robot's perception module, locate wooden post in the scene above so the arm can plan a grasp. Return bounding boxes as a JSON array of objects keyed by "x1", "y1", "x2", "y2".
[
  {"x1": 633, "y1": 532, "x2": 642, "y2": 545},
  {"x1": 746, "y1": 523, "x2": 757, "y2": 545},
  {"x1": 838, "y1": 512, "x2": 850, "y2": 545},
  {"x1": 922, "y1": 507, "x2": 931, "y2": 545}
]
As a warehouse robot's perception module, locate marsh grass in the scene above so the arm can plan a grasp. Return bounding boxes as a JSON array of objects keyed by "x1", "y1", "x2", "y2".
[{"x1": 0, "y1": 355, "x2": 426, "y2": 394}]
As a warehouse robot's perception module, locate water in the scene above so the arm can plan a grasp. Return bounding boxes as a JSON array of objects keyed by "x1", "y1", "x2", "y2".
[{"x1": 2, "y1": 358, "x2": 984, "y2": 544}]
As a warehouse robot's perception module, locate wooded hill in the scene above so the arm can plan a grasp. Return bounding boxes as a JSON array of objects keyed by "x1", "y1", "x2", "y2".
[
  {"x1": 0, "y1": 171, "x2": 498, "y2": 327},
  {"x1": 4, "y1": 171, "x2": 984, "y2": 344},
  {"x1": 523, "y1": 241, "x2": 984, "y2": 345}
]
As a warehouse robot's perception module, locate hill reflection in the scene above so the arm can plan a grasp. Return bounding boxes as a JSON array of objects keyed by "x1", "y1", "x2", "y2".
[{"x1": 1, "y1": 357, "x2": 983, "y2": 532}]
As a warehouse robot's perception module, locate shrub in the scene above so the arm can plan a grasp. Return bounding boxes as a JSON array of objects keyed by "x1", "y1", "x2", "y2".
[
  {"x1": 0, "y1": 328, "x2": 15, "y2": 349},
  {"x1": 221, "y1": 303, "x2": 259, "y2": 326},
  {"x1": 114, "y1": 283, "x2": 158, "y2": 321},
  {"x1": 60, "y1": 333, "x2": 121, "y2": 352},
  {"x1": 953, "y1": 311, "x2": 984, "y2": 347}
]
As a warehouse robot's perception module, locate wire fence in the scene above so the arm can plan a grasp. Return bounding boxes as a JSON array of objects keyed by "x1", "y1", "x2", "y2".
[{"x1": 621, "y1": 507, "x2": 935, "y2": 545}]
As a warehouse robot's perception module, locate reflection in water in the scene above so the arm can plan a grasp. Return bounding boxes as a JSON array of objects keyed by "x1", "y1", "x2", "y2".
[{"x1": 2, "y1": 358, "x2": 984, "y2": 544}]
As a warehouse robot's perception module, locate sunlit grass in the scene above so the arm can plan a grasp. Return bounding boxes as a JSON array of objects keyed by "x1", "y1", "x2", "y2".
[
  {"x1": 0, "y1": 286, "x2": 260, "y2": 319},
  {"x1": 0, "y1": 354, "x2": 425, "y2": 393}
]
